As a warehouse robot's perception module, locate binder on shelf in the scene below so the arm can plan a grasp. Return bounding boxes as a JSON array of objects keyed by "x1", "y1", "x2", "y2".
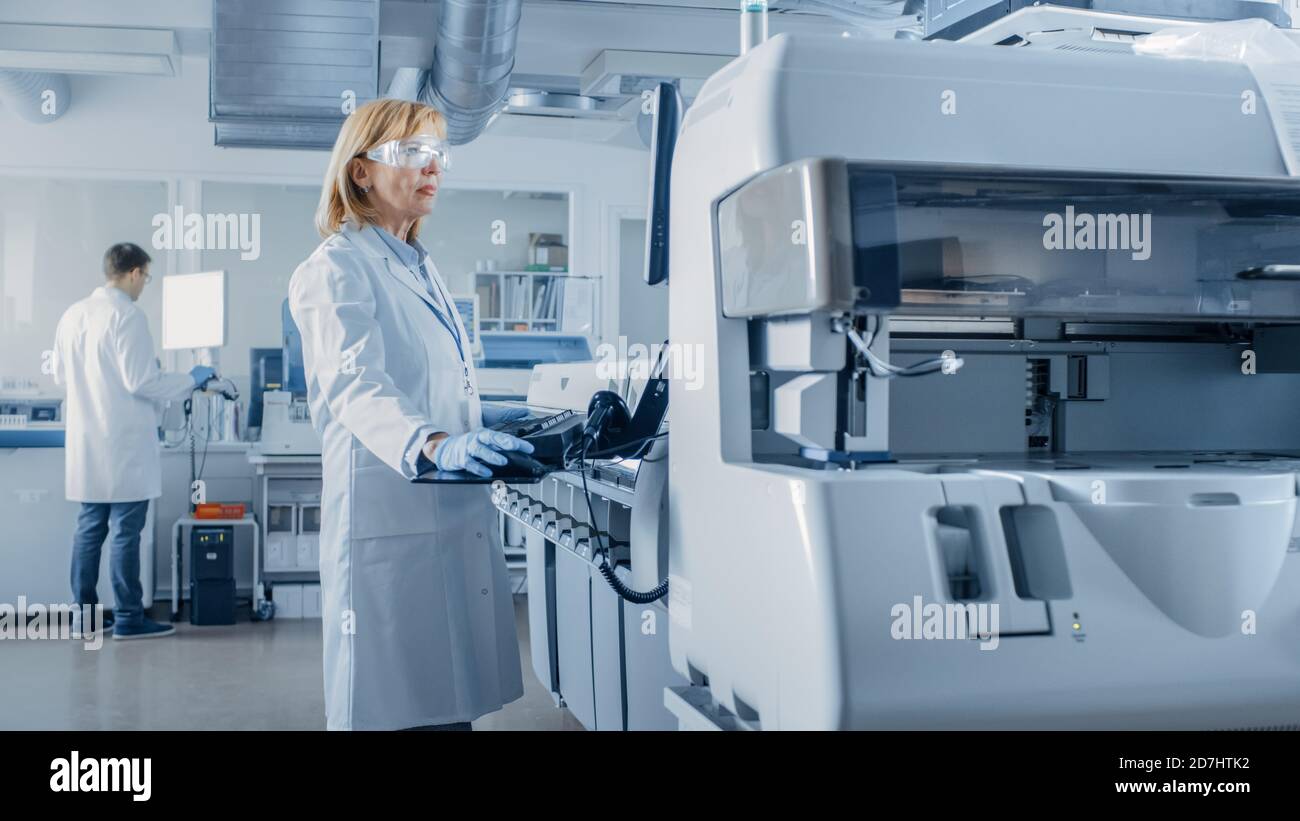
[
  {"x1": 533, "y1": 279, "x2": 546, "y2": 319},
  {"x1": 475, "y1": 280, "x2": 496, "y2": 318}
]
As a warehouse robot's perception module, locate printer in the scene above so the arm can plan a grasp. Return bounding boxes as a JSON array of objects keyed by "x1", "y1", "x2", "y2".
[{"x1": 663, "y1": 29, "x2": 1300, "y2": 729}]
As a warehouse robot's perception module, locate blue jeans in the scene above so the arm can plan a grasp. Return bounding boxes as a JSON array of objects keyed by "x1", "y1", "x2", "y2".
[{"x1": 71, "y1": 501, "x2": 149, "y2": 627}]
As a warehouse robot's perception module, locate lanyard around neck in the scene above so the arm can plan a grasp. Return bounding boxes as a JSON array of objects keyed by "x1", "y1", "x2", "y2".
[
  {"x1": 425, "y1": 280, "x2": 466, "y2": 367},
  {"x1": 391, "y1": 253, "x2": 473, "y2": 395},
  {"x1": 371, "y1": 227, "x2": 473, "y2": 394}
]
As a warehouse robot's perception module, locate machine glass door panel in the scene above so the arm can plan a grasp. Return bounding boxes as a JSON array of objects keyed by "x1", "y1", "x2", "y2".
[{"x1": 869, "y1": 165, "x2": 1300, "y2": 322}]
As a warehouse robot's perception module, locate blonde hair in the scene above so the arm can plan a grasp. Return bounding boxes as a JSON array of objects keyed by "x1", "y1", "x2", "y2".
[{"x1": 315, "y1": 98, "x2": 448, "y2": 239}]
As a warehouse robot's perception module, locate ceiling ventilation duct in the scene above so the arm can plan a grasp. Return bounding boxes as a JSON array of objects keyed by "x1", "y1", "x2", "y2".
[
  {"x1": 209, "y1": 0, "x2": 379, "y2": 150},
  {"x1": 0, "y1": 70, "x2": 69, "y2": 123},
  {"x1": 387, "y1": 0, "x2": 523, "y2": 146},
  {"x1": 388, "y1": 9, "x2": 727, "y2": 145},
  {"x1": 579, "y1": 49, "x2": 731, "y2": 102}
]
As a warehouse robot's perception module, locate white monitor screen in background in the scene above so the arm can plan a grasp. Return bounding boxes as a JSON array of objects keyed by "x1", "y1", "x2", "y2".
[{"x1": 162, "y1": 271, "x2": 227, "y2": 350}]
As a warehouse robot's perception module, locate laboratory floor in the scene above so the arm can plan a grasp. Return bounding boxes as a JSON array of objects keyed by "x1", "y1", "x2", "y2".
[{"x1": 0, "y1": 594, "x2": 584, "y2": 731}]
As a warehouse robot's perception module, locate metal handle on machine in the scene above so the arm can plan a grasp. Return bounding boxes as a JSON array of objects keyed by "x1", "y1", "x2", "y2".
[{"x1": 1235, "y1": 265, "x2": 1300, "y2": 281}]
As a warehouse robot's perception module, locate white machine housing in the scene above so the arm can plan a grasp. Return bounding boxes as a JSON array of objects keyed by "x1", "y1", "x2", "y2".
[
  {"x1": 667, "y1": 32, "x2": 1300, "y2": 729},
  {"x1": 258, "y1": 390, "x2": 321, "y2": 456}
]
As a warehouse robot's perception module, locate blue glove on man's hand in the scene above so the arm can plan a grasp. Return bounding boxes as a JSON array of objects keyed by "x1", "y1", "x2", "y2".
[
  {"x1": 482, "y1": 404, "x2": 532, "y2": 428},
  {"x1": 189, "y1": 366, "x2": 217, "y2": 388},
  {"x1": 433, "y1": 429, "x2": 535, "y2": 478}
]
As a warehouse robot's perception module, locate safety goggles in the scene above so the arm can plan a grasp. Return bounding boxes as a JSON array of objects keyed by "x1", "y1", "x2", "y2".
[{"x1": 363, "y1": 134, "x2": 451, "y2": 172}]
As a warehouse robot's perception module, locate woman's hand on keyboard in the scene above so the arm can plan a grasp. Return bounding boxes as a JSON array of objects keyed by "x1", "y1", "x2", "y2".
[{"x1": 432, "y1": 429, "x2": 535, "y2": 477}]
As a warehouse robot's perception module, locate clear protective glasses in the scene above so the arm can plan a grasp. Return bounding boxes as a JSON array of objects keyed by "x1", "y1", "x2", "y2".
[{"x1": 363, "y1": 133, "x2": 451, "y2": 172}]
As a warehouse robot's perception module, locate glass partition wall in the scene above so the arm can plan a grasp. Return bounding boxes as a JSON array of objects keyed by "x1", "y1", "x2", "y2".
[{"x1": 0, "y1": 177, "x2": 171, "y2": 394}]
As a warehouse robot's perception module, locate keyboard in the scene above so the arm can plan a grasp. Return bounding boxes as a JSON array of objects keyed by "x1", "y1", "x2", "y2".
[
  {"x1": 492, "y1": 409, "x2": 575, "y2": 438},
  {"x1": 491, "y1": 409, "x2": 586, "y2": 464}
]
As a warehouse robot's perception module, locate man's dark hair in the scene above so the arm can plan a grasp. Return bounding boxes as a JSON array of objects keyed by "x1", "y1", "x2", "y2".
[{"x1": 103, "y1": 243, "x2": 152, "y2": 279}]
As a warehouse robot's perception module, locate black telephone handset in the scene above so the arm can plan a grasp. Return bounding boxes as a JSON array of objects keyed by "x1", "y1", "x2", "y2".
[
  {"x1": 483, "y1": 373, "x2": 669, "y2": 469},
  {"x1": 578, "y1": 377, "x2": 669, "y2": 460}
]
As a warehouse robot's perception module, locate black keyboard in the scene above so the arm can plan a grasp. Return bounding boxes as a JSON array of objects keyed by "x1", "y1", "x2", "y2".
[
  {"x1": 491, "y1": 409, "x2": 585, "y2": 464},
  {"x1": 491, "y1": 409, "x2": 572, "y2": 437}
]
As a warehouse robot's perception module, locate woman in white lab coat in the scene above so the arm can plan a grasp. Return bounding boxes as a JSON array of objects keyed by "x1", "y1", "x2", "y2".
[{"x1": 289, "y1": 99, "x2": 534, "y2": 730}]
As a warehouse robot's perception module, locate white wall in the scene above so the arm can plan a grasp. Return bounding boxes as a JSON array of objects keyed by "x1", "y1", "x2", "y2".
[
  {"x1": 0, "y1": 53, "x2": 650, "y2": 391},
  {"x1": 195, "y1": 182, "x2": 320, "y2": 384},
  {"x1": 617, "y1": 216, "x2": 670, "y2": 349}
]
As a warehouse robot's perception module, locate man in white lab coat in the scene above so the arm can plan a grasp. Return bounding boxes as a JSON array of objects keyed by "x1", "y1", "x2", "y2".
[{"x1": 52, "y1": 243, "x2": 214, "y2": 640}]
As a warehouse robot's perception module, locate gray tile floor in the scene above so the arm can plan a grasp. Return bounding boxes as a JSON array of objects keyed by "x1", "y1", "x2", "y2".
[{"x1": 0, "y1": 595, "x2": 583, "y2": 731}]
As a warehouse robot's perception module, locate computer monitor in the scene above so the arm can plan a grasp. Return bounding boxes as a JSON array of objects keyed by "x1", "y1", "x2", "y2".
[
  {"x1": 643, "y1": 81, "x2": 683, "y2": 286},
  {"x1": 452, "y1": 293, "x2": 481, "y2": 358},
  {"x1": 248, "y1": 347, "x2": 283, "y2": 429},
  {"x1": 280, "y1": 299, "x2": 307, "y2": 396},
  {"x1": 161, "y1": 270, "x2": 227, "y2": 350}
]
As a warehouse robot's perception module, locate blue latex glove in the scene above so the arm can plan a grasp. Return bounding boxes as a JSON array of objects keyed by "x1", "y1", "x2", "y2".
[
  {"x1": 433, "y1": 429, "x2": 535, "y2": 478},
  {"x1": 482, "y1": 404, "x2": 532, "y2": 428},
  {"x1": 189, "y1": 365, "x2": 217, "y2": 388}
]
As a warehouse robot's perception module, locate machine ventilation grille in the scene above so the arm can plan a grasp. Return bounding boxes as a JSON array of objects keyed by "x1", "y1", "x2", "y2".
[
  {"x1": 1219, "y1": 723, "x2": 1300, "y2": 731},
  {"x1": 1053, "y1": 43, "x2": 1133, "y2": 56}
]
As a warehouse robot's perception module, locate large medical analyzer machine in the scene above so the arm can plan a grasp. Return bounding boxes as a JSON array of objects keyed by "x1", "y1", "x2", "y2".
[{"x1": 659, "y1": 27, "x2": 1300, "y2": 729}]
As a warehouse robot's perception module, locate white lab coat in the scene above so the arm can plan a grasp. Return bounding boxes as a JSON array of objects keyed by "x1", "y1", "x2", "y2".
[
  {"x1": 288, "y1": 222, "x2": 522, "y2": 730},
  {"x1": 52, "y1": 286, "x2": 195, "y2": 502}
]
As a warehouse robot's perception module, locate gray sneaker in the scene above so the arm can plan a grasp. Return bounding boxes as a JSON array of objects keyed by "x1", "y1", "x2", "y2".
[
  {"x1": 113, "y1": 619, "x2": 176, "y2": 640},
  {"x1": 70, "y1": 608, "x2": 114, "y2": 640}
]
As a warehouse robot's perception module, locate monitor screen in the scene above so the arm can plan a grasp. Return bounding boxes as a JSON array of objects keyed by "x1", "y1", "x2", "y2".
[
  {"x1": 452, "y1": 294, "x2": 479, "y2": 353},
  {"x1": 644, "y1": 82, "x2": 682, "y2": 286},
  {"x1": 161, "y1": 271, "x2": 226, "y2": 350},
  {"x1": 280, "y1": 299, "x2": 306, "y2": 396}
]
